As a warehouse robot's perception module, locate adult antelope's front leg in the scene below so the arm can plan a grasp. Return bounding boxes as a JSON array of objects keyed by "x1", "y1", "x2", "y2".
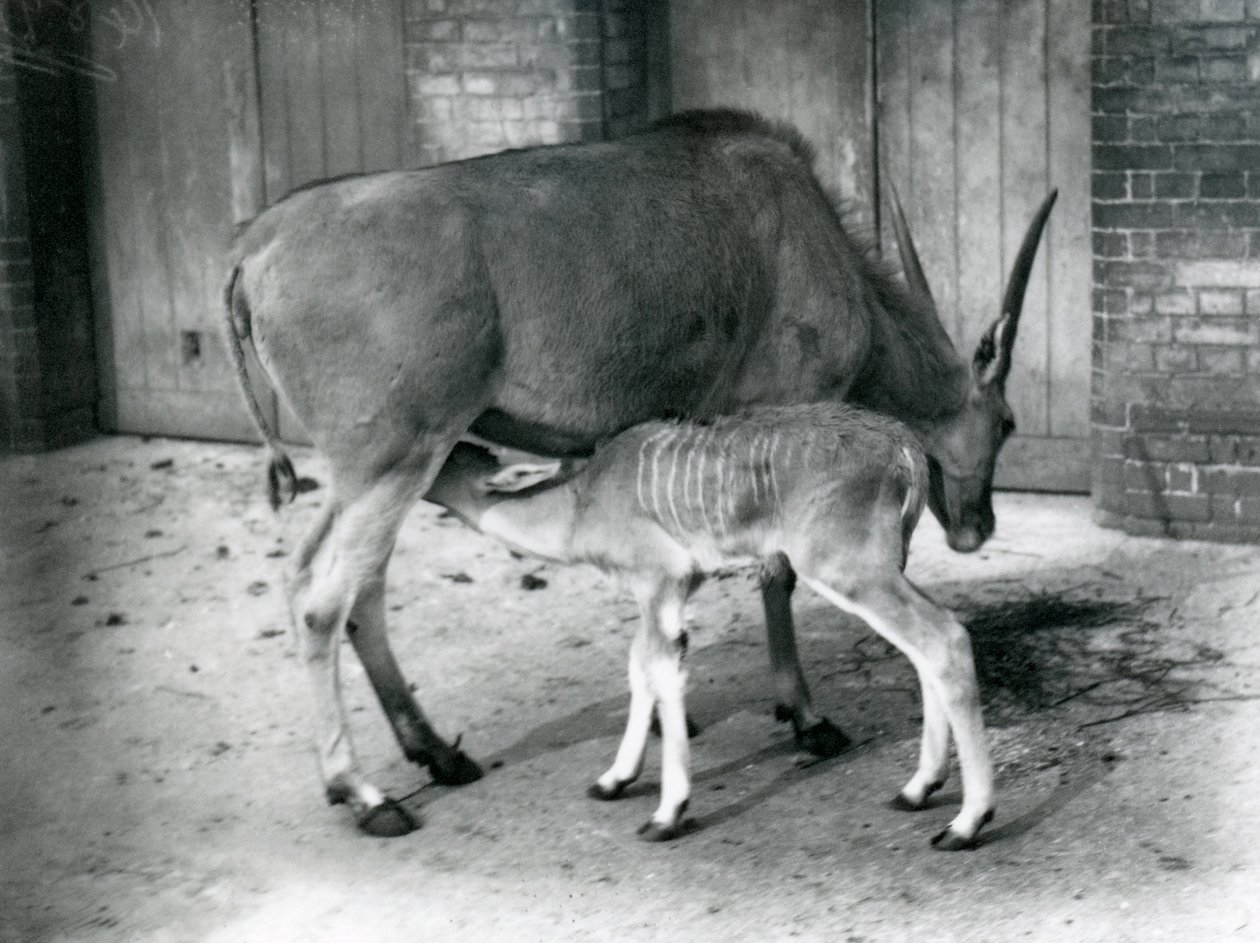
[{"x1": 760, "y1": 553, "x2": 850, "y2": 758}]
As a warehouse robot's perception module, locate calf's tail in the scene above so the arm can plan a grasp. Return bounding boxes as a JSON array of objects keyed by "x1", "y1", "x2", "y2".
[{"x1": 224, "y1": 264, "x2": 298, "y2": 510}]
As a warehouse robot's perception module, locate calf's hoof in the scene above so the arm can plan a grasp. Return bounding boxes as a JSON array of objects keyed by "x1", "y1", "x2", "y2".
[
  {"x1": 427, "y1": 745, "x2": 484, "y2": 786},
  {"x1": 797, "y1": 718, "x2": 851, "y2": 758},
  {"x1": 636, "y1": 818, "x2": 693, "y2": 842},
  {"x1": 889, "y1": 780, "x2": 945, "y2": 812},
  {"x1": 356, "y1": 798, "x2": 419, "y2": 838},
  {"x1": 930, "y1": 809, "x2": 994, "y2": 851},
  {"x1": 587, "y1": 780, "x2": 629, "y2": 801}
]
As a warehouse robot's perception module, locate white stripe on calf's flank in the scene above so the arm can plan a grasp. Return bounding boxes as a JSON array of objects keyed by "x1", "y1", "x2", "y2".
[
  {"x1": 682, "y1": 427, "x2": 698, "y2": 529},
  {"x1": 748, "y1": 434, "x2": 762, "y2": 504},
  {"x1": 637, "y1": 427, "x2": 675, "y2": 521},
  {"x1": 694, "y1": 427, "x2": 710, "y2": 533},
  {"x1": 767, "y1": 430, "x2": 782, "y2": 513},
  {"x1": 664, "y1": 428, "x2": 686, "y2": 534}
]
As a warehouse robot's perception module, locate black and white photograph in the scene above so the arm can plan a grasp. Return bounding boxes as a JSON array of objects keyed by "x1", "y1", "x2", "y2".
[{"x1": 2, "y1": 0, "x2": 1258, "y2": 939}]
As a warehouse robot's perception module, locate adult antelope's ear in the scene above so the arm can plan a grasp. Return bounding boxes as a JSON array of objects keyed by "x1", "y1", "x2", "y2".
[{"x1": 974, "y1": 189, "x2": 1058, "y2": 389}]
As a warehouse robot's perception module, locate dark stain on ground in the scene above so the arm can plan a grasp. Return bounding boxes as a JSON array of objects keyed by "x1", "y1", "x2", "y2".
[{"x1": 957, "y1": 590, "x2": 1228, "y2": 726}]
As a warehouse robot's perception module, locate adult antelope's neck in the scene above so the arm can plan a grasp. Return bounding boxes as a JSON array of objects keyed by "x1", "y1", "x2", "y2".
[{"x1": 848, "y1": 283, "x2": 971, "y2": 427}]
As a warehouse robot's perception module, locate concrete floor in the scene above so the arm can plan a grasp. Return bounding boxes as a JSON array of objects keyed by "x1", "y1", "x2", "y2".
[{"x1": 2, "y1": 434, "x2": 1258, "y2": 943}]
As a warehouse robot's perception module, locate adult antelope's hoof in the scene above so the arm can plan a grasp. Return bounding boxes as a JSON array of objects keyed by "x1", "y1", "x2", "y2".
[
  {"x1": 797, "y1": 718, "x2": 851, "y2": 758},
  {"x1": 587, "y1": 780, "x2": 628, "y2": 801},
  {"x1": 428, "y1": 747, "x2": 484, "y2": 786},
  {"x1": 636, "y1": 819, "x2": 692, "y2": 842},
  {"x1": 356, "y1": 798, "x2": 419, "y2": 838},
  {"x1": 930, "y1": 810, "x2": 994, "y2": 851}
]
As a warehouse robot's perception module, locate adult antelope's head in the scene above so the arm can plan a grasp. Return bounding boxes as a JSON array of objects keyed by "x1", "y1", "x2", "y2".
[{"x1": 889, "y1": 187, "x2": 1058, "y2": 553}]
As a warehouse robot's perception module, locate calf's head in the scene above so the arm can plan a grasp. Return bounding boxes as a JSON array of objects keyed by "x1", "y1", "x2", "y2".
[{"x1": 889, "y1": 188, "x2": 1058, "y2": 553}]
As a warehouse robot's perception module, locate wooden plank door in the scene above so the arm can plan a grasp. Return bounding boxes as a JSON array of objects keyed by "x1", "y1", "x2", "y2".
[
  {"x1": 84, "y1": 0, "x2": 408, "y2": 442},
  {"x1": 252, "y1": 0, "x2": 407, "y2": 441},
  {"x1": 253, "y1": 0, "x2": 407, "y2": 202},
  {"x1": 876, "y1": 0, "x2": 1092, "y2": 491},
  {"x1": 669, "y1": 0, "x2": 874, "y2": 226},
  {"x1": 83, "y1": 0, "x2": 262, "y2": 440}
]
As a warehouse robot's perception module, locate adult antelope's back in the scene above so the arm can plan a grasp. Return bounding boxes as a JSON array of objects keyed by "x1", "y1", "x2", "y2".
[{"x1": 225, "y1": 109, "x2": 1053, "y2": 836}]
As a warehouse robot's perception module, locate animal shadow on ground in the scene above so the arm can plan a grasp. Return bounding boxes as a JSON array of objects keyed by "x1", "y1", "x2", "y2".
[{"x1": 408, "y1": 582, "x2": 1234, "y2": 842}]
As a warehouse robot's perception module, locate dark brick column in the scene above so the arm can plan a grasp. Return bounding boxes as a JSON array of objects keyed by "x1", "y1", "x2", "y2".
[
  {"x1": 0, "y1": 7, "x2": 97, "y2": 454},
  {"x1": 1092, "y1": 0, "x2": 1260, "y2": 542},
  {"x1": 0, "y1": 54, "x2": 38, "y2": 451}
]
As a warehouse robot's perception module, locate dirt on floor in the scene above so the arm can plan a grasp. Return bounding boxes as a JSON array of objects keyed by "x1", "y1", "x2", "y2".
[{"x1": 2, "y1": 434, "x2": 1258, "y2": 943}]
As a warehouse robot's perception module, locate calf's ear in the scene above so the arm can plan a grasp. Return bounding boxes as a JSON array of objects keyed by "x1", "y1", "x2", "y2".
[{"x1": 483, "y1": 461, "x2": 566, "y2": 493}]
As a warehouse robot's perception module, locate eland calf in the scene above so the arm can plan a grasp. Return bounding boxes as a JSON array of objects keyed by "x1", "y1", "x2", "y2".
[{"x1": 423, "y1": 402, "x2": 993, "y2": 849}]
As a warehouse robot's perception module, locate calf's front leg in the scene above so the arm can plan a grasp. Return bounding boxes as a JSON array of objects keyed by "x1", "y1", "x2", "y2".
[{"x1": 590, "y1": 576, "x2": 693, "y2": 841}]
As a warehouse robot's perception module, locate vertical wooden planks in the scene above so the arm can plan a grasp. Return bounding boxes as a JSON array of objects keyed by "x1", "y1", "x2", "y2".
[
  {"x1": 953, "y1": 0, "x2": 1003, "y2": 354},
  {"x1": 669, "y1": 0, "x2": 872, "y2": 208},
  {"x1": 1000, "y1": 0, "x2": 1050, "y2": 437},
  {"x1": 166, "y1": 0, "x2": 220, "y2": 395},
  {"x1": 82, "y1": 9, "x2": 139, "y2": 429},
  {"x1": 356, "y1": 0, "x2": 407, "y2": 173},
  {"x1": 284, "y1": 1, "x2": 326, "y2": 189},
  {"x1": 875, "y1": 1, "x2": 910, "y2": 258},
  {"x1": 257, "y1": 0, "x2": 408, "y2": 198},
  {"x1": 115, "y1": 1, "x2": 179, "y2": 398},
  {"x1": 254, "y1": 0, "x2": 292, "y2": 203},
  {"x1": 320, "y1": 0, "x2": 363, "y2": 178},
  {"x1": 84, "y1": 0, "x2": 410, "y2": 440},
  {"x1": 874, "y1": 0, "x2": 1090, "y2": 489},
  {"x1": 906, "y1": 0, "x2": 958, "y2": 337},
  {"x1": 1046, "y1": 0, "x2": 1092, "y2": 438},
  {"x1": 829, "y1": 0, "x2": 874, "y2": 214}
]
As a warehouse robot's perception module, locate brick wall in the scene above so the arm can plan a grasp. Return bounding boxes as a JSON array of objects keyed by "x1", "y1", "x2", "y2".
[
  {"x1": 1092, "y1": 0, "x2": 1260, "y2": 542},
  {"x1": 405, "y1": 0, "x2": 653, "y2": 165}
]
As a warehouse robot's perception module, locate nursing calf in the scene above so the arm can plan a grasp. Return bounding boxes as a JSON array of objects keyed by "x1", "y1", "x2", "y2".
[{"x1": 425, "y1": 403, "x2": 993, "y2": 849}]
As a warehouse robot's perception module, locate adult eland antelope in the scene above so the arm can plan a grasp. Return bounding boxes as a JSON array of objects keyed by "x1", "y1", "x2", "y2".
[
  {"x1": 224, "y1": 110, "x2": 1055, "y2": 838},
  {"x1": 424, "y1": 403, "x2": 993, "y2": 849}
]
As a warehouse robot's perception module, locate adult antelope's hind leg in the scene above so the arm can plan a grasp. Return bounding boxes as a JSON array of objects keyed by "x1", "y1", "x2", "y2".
[
  {"x1": 347, "y1": 578, "x2": 482, "y2": 785},
  {"x1": 760, "y1": 553, "x2": 850, "y2": 758},
  {"x1": 799, "y1": 570, "x2": 994, "y2": 850},
  {"x1": 290, "y1": 451, "x2": 468, "y2": 837}
]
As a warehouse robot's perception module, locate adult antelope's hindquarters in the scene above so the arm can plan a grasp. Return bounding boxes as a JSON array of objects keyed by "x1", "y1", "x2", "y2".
[{"x1": 224, "y1": 110, "x2": 1050, "y2": 836}]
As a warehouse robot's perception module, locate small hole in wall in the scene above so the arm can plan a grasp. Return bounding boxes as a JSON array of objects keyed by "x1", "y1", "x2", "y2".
[{"x1": 181, "y1": 331, "x2": 203, "y2": 366}]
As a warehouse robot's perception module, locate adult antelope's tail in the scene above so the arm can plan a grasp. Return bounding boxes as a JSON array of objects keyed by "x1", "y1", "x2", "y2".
[{"x1": 224, "y1": 265, "x2": 298, "y2": 510}]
